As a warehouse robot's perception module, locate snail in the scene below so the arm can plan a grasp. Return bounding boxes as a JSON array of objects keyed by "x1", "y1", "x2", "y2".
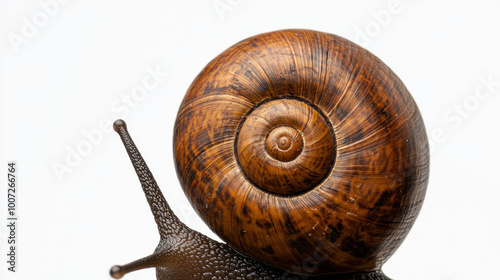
[{"x1": 109, "y1": 29, "x2": 429, "y2": 280}]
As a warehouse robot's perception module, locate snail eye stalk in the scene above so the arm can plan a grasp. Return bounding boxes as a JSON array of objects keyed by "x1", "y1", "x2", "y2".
[
  {"x1": 110, "y1": 120, "x2": 287, "y2": 279},
  {"x1": 111, "y1": 119, "x2": 185, "y2": 278}
]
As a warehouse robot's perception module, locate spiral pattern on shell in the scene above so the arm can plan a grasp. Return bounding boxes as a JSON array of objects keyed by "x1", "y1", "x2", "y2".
[{"x1": 173, "y1": 30, "x2": 429, "y2": 274}]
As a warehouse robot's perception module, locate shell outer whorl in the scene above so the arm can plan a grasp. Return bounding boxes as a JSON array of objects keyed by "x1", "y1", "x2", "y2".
[{"x1": 173, "y1": 29, "x2": 429, "y2": 275}]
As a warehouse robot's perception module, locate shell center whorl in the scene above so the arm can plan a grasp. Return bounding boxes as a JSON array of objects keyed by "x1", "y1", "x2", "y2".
[
  {"x1": 265, "y1": 126, "x2": 304, "y2": 162},
  {"x1": 236, "y1": 98, "x2": 336, "y2": 196}
]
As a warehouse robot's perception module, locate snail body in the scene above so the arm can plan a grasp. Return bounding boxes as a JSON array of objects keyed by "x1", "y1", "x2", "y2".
[{"x1": 110, "y1": 29, "x2": 429, "y2": 279}]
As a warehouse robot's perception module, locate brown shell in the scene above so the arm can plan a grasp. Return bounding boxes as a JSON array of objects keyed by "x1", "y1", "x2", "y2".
[{"x1": 173, "y1": 29, "x2": 429, "y2": 275}]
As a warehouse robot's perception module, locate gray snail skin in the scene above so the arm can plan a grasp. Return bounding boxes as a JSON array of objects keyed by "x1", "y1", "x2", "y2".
[{"x1": 109, "y1": 29, "x2": 429, "y2": 280}]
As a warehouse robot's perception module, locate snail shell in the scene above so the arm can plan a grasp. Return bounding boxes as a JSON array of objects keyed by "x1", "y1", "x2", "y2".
[{"x1": 173, "y1": 29, "x2": 429, "y2": 274}]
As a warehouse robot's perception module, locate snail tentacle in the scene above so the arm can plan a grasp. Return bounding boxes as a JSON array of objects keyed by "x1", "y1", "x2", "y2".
[
  {"x1": 111, "y1": 119, "x2": 282, "y2": 279},
  {"x1": 113, "y1": 119, "x2": 185, "y2": 239}
]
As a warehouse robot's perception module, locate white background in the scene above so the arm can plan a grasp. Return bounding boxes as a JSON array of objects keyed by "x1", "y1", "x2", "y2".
[{"x1": 1, "y1": 1, "x2": 499, "y2": 279}]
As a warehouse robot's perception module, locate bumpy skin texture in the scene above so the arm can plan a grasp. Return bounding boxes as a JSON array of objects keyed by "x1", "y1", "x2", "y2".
[
  {"x1": 174, "y1": 29, "x2": 429, "y2": 274},
  {"x1": 155, "y1": 231, "x2": 391, "y2": 280},
  {"x1": 112, "y1": 120, "x2": 391, "y2": 279}
]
